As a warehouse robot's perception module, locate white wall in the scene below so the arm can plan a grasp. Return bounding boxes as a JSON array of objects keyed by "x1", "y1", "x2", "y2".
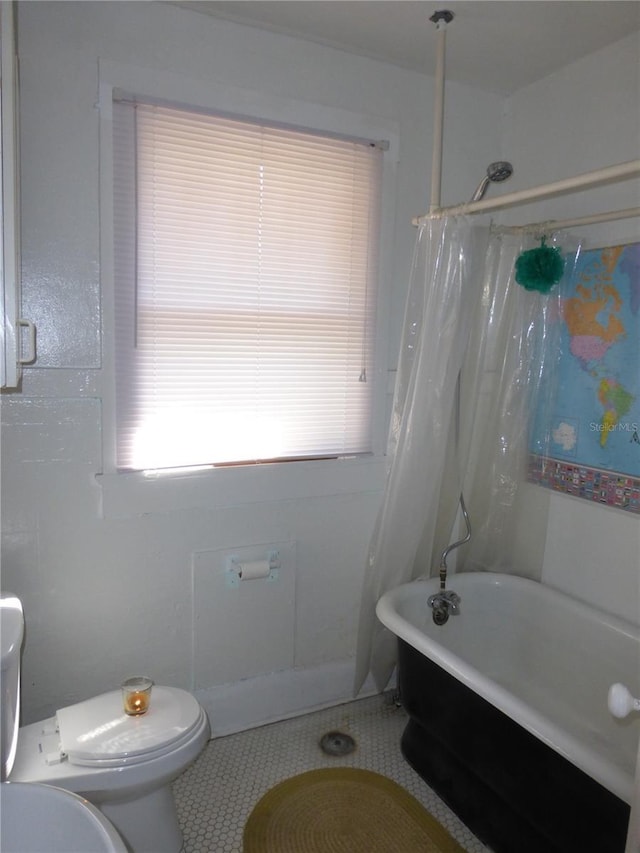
[
  {"x1": 3, "y1": 3, "x2": 636, "y2": 737},
  {"x1": 0, "y1": 1, "x2": 503, "y2": 731},
  {"x1": 503, "y1": 32, "x2": 640, "y2": 622}
]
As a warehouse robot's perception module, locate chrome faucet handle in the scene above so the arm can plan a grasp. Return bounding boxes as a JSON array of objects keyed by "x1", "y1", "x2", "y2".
[
  {"x1": 427, "y1": 589, "x2": 461, "y2": 614},
  {"x1": 442, "y1": 590, "x2": 461, "y2": 613}
]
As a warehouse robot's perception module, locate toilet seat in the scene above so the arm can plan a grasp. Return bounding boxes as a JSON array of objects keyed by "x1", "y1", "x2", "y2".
[{"x1": 53, "y1": 687, "x2": 205, "y2": 768}]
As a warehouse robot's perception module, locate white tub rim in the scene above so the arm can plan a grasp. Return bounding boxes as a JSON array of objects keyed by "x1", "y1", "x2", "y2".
[{"x1": 376, "y1": 571, "x2": 638, "y2": 804}]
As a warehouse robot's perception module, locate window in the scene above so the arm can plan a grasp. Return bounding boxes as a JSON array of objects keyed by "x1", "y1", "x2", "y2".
[{"x1": 113, "y1": 99, "x2": 382, "y2": 472}]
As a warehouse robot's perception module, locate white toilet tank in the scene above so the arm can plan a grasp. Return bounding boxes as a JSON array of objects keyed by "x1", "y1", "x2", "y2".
[{"x1": 1, "y1": 593, "x2": 24, "y2": 781}]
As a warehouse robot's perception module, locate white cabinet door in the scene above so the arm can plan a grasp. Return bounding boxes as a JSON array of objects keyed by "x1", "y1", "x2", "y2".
[{"x1": 1, "y1": 1, "x2": 35, "y2": 388}]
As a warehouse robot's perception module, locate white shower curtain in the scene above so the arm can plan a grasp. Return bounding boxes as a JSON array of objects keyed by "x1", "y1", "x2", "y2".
[
  {"x1": 353, "y1": 216, "x2": 489, "y2": 694},
  {"x1": 459, "y1": 230, "x2": 571, "y2": 575},
  {"x1": 354, "y1": 217, "x2": 577, "y2": 695}
]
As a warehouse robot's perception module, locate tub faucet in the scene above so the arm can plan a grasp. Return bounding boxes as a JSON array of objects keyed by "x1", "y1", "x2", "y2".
[{"x1": 427, "y1": 589, "x2": 461, "y2": 626}]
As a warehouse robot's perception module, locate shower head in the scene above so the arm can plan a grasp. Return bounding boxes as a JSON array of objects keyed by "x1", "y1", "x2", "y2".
[{"x1": 470, "y1": 161, "x2": 514, "y2": 202}]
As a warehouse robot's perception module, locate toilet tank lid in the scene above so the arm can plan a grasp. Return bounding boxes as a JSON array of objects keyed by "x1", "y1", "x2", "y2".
[{"x1": 56, "y1": 686, "x2": 203, "y2": 765}]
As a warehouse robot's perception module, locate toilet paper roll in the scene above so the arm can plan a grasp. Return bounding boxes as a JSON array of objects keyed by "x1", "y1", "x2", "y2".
[{"x1": 237, "y1": 560, "x2": 271, "y2": 580}]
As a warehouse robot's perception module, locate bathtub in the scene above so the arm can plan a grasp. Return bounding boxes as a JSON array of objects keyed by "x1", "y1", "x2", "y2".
[{"x1": 376, "y1": 572, "x2": 639, "y2": 853}]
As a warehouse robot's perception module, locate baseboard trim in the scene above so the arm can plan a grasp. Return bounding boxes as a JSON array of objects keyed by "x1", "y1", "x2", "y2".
[{"x1": 194, "y1": 658, "x2": 382, "y2": 738}]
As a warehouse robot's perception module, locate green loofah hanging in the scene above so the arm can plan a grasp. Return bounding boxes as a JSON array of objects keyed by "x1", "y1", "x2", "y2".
[{"x1": 515, "y1": 237, "x2": 564, "y2": 293}]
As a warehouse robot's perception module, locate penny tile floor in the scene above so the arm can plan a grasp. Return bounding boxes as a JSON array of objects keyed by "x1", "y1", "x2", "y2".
[{"x1": 173, "y1": 692, "x2": 490, "y2": 851}]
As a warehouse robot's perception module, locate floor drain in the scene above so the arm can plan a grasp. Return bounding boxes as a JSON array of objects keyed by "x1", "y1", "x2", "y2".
[{"x1": 319, "y1": 730, "x2": 357, "y2": 756}]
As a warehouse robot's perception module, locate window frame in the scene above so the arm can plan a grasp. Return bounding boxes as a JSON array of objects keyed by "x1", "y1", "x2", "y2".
[{"x1": 97, "y1": 61, "x2": 396, "y2": 514}]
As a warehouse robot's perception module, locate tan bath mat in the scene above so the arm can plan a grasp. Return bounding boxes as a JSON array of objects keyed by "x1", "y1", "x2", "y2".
[{"x1": 243, "y1": 766, "x2": 466, "y2": 852}]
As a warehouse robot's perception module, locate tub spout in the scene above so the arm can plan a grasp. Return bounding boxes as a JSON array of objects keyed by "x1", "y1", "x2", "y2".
[{"x1": 427, "y1": 590, "x2": 461, "y2": 625}]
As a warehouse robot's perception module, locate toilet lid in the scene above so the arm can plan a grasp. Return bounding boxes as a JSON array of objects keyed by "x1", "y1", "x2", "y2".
[{"x1": 56, "y1": 686, "x2": 204, "y2": 767}]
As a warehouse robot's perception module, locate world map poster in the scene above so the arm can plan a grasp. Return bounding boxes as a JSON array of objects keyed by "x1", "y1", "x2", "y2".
[{"x1": 529, "y1": 242, "x2": 640, "y2": 513}]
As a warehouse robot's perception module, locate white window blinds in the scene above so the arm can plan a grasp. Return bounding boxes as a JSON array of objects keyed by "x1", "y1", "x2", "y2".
[{"x1": 113, "y1": 100, "x2": 382, "y2": 472}]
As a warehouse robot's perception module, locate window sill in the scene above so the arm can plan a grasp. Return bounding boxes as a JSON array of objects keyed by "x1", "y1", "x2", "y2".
[{"x1": 95, "y1": 455, "x2": 387, "y2": 519}]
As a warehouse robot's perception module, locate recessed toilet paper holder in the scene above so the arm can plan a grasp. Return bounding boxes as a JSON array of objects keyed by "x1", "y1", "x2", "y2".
[{"x1": 225, "y1": 551, "x2": 281, "y2": 588}]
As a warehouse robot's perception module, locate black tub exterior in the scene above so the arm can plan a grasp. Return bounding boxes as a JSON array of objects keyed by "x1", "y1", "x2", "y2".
[{"x1": 398, "y1": 639, "x2": 630, "y2": 853}]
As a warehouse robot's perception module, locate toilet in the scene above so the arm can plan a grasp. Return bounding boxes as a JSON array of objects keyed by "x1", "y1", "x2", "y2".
[
  {"x1": 1, "y1": 592, "x2": 210, "y2": 853},
  {"x1": 1, "y1": 781, "x2": 128, "y2": 853}
]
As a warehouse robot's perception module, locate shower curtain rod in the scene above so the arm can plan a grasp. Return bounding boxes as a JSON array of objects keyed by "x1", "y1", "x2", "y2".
[
  {"x1": 495, "y1": 205, "x2": 640, "y2": 235},
  {"x1": 414, "y1": 158, "x2": 640, "y2": 227}
]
